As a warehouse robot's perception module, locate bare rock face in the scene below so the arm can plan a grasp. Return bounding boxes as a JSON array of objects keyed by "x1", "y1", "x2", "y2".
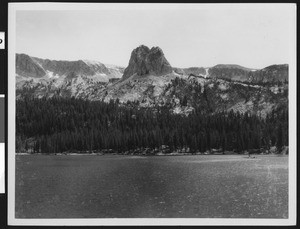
[
  {"x1": 32, "y1": 58, "x2": 110, "y2": 76},
  {"x1": 16, "y1": 54, "x2": 46, "y2": 78},
  {"x1": 122, "y1": 45, "x2": 173, "y2": 80},
  {"x1": 16, "y1": 53, "x2": 125, "y2": 81}
]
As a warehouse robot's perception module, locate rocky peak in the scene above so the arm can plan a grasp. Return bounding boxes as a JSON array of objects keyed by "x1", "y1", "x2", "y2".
[
  {"x1": 122, "y1": 45, "x2": 173, "y2": 80},
  {"x1": 135, "y1": 45, "x2": 151, "y2": 55},
  {"x1": 16, "y1": 53, "x2": 46, "y2": 78},
  {"x1": 149, "y1": 46, "x2": 163, "y2": 54}
]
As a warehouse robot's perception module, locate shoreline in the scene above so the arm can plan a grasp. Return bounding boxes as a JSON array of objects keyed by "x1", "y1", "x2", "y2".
[
  {"x1": 15, "y1": 152, "x2": 288, "y2": 157},
  {"x1": 15, "y1": 146, "x2": 288, "y2": 156}
]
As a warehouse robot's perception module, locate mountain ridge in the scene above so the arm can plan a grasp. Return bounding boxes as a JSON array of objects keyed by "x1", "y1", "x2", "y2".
[
  {"x1": 16, "y1": 52, "x2": 288, "y2": 83},
  {"x1": 15, "y1": 45, "x2": 288, "y2": 117},
  {"x1": 16, "y1": 53, "x2": 125, "y2": 81}
]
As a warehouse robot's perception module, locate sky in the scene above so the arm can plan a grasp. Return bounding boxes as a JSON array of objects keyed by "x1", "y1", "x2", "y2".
[{"x1": 15, "y1": 4, "x2": 295, "y2": 69}]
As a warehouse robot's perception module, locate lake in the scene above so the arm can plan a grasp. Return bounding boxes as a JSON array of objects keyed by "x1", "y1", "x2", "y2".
[{"x1": 15, "y1": 154, "x2": 288, "y2": 218}]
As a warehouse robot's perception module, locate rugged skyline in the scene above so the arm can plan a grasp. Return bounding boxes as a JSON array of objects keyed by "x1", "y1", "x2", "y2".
[
  {"x1": 16, "y1": 4, "x2": 294, "y2": 69},
  {"x1": 15, "y1": 45, "x2": 288, "y2": 119}
]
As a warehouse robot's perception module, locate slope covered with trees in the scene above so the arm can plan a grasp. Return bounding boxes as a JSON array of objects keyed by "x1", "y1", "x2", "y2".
[{"x1": 16, "y1": 96, "x2": 288, "y2": 155}]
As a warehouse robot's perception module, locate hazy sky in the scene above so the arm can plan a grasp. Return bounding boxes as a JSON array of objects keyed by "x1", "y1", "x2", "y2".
[{"x1": 16, "y1": 4, "x2": 295, "y2": 68}]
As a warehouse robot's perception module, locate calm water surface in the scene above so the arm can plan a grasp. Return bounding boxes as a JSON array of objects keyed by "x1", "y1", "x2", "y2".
[{"x1": 16, "y1": 155, "x2": 288, "y2": 218}]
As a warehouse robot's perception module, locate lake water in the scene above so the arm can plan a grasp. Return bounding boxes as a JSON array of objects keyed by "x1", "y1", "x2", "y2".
[{"x1": 16, "y1": 154, "x2": 288, "y2": 218}]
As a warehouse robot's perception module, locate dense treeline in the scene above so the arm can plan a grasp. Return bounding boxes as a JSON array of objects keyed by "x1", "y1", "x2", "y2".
[{"x1": 16, "y1": 97, "x2": 288, "y2": 154}]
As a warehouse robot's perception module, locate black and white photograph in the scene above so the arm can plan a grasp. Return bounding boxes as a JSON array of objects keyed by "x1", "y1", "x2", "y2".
[{"x1": 7, "y1": 3, "x2": 296, "y2": 226}]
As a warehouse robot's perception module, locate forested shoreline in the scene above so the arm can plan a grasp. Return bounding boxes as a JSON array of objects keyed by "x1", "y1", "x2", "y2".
[{"x1": 16, "y1": 97, "x2": 288, "y2": 155}]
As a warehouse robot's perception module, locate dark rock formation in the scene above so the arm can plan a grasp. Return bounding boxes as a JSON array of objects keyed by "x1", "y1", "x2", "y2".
[{"x1": 122, "y1": 45, "x2": 173, "y2": 80}]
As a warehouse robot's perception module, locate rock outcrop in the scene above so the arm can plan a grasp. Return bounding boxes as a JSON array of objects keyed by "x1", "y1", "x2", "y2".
[
  {"x1": 16, "y1": 54, "x2": 46, "y2": 78},
  {"x1": 122, "y1": 45, "x2": 173, "y2": 80}
]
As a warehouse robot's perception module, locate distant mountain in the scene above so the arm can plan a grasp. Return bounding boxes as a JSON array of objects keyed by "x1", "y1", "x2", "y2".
[
  {"x1": 15, "y1": 46, "x2": 288, "y2": 117},
  {"x1": 16, "y1": 54, "x2": 47, "y2": 78},
  {"x1": 208, "y1": 64, "x2": 288, "y2": 83},
  {"x1": 16, "y1": 53, "x2": 125, "y2": 81},
  {"x1": 250, "y1": 64, "x2": 289, "y2": 83}
]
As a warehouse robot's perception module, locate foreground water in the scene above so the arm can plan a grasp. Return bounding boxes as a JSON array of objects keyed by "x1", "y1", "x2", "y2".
[{"x1": 16, "y1": 154, "x2": 288, "y2": 218}]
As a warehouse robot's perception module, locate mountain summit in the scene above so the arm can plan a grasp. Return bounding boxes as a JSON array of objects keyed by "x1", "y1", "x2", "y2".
[
  {"x1": 122, "y1": 45, "x2": 173, "y2": 80},
  {"x1": 16, "y1": 53, "x2": 47, "y2": 78}
]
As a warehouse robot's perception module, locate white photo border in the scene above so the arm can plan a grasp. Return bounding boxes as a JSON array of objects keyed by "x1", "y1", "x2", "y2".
[{"x1": 8, "y1": 2, "x2": 297, "y2": 226}]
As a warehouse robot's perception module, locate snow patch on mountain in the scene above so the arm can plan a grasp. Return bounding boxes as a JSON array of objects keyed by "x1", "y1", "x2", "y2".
[
  {"x1": 203, "y1": 68, "x2": 209, "y2": 78},
  {"x1": 105, "y1": 64, "x2": 124, "y2": 69},
  {"x1": 83, "y1": 59, "x2": 103, "y2": 66},
  {"x1": 46, "y1": 70, "x2": 60, "y2": 79}
]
